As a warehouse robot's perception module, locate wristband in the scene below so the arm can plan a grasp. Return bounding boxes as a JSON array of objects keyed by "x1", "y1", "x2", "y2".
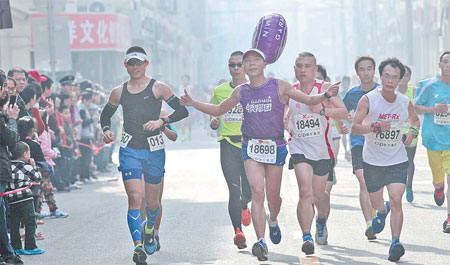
[
  {"x1": 161, "y1": 117, "x2": 170, "y2": 124},
  {"x1": 102, "y1": 126, "x2": 110, "y2": 133},
  {"x1": 370, "y1": 122, "x2": 381, "y2": 135},
  {"x1": 324, "y1": 92, "x2": 332, "y2": 99},
  {"x1": 408, "y1": 125, "x2": 419, "y2": 138}
]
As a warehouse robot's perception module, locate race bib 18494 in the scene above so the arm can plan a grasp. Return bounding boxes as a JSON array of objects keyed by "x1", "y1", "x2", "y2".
[
  {"x1": 120, "y1": 131, "x2": 132, "y2": 148},
  {"x1": 293, "y1": 113, "x2": 322, "y2": 138},
  {"x1": 223, "y1": 104, "x2": 243, "y2": 123},
  {"x1": 247, "y1": 139, "x2": 277, "y2": 163},
  {"x1": 434, "y1": 105, "x2": 450, "y2": 125},
  {"x1": 371, "y1": 126, "x2": 401, "y2": 147},
  {"x1": 147, "y1": 134, "x2": 165, "y2": 152}
]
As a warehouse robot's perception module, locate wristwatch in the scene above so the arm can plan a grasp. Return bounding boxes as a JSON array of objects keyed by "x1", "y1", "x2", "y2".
[
  {"x1": 319, "y1": 108, "x2": 326, "y2": 116},
  {"x1": 324, "y1": 92, "x2": 332, "y2": 99},
  {"x1": 160, "y1": 117, "x2": 170, "y2": 124}
]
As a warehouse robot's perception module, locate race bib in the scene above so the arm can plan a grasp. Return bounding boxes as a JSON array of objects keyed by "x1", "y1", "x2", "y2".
[
  {"x1": 293, "y1": 113, "x2": 322, "y2": 138},
  {"x1": 247, "y1": 139, "x2": 277, "y2": 163},
  {"x1": 434, "y1": 105, "x2": 450, "y2": 125},
  {"x1": 371, "y1": 126, "x2": 401, "y2": 147},
  {"x1": 223, "y1": 104, "x2": 243, "y2": 123},
  {"x1": 120, "y1": 131, "x2": 132, "y2": 148},
  {"x1": 147, "y1": 134, "x2": 165, "y2": 152}
]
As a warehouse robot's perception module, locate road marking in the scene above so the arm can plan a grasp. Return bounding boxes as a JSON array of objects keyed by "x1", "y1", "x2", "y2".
[{"x1": 299, "y1": 255, "x2": 320, "y2": 264}]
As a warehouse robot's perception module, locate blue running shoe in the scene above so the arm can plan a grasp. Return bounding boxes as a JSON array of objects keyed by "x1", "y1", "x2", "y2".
[
  {"x1": 301, "y1": 234, "x2": 314, "y2": 255},
  {"x1": 372, "y1": 201, "x2": 391, "y2": 234},
  {"x1": 252, "y1": 239, "x2": 268, "y2": 261},
  {"x1": 267, "y1": 218, "x2": 281, "y2": 244},
  {"x1": 406, "y1": 188, "x2": 414, "y2": 203},
  {"x1": 388, "y1": 241, "x2": 405, "y2": 262},
  {"x1": 133, "y1": 244, "x2": 147, "y2": 265},
  {"x1": 315, "y1": 217, "x2": 328, "y2": 245},
  {"x1": 14, "y1": 249, "x2": 25, "y2": 255},
  {"x1": 142, "y1": 220, "x2": 157, "y2": 255},
  {"x1": 23, "y1": 248, "x2": 45, "y2": 255}
]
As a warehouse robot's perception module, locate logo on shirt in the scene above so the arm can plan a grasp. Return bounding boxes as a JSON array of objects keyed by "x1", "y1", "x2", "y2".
[
  {"x1": 245, "y1": 96, "x2": 272, "y2": 113},
  {"x1": 434, "y1": 94, "x2": 439, "y2": 99}
]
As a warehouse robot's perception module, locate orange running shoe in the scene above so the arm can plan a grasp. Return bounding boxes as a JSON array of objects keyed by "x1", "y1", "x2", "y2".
[
  {"x1": 241, "y1": 208, "x2": 251, "y2": 226},
  {"x1": 233, "y1": 227, "x2": 247, "y2": 249}
]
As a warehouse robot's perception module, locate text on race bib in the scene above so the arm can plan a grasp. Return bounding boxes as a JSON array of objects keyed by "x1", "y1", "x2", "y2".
[
  {"x1": 371, "y1": 127, "x2": 401, "y2": 147},
  {"x1": 223, "y1": 104, "x2": 243, "y2": 123},
  {"x1": 120, "y1": 131, "x2": 133, "y2": 148},
  {"x1": 434, "y1": 105, "x2": 450, "y2": 125},
  {"x1": 293, "y1": 113, "x2": 322, "y2": 138},
  {"x1": 247, "y1": 139, "x2": 277, "y2": 164},
  {"x1": 147, "y1": 134, "x2": 165, "y2": 152}
]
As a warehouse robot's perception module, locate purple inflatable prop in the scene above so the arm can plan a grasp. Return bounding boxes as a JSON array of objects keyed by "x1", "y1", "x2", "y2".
[{"x1": 252, "y1": 13, "x2": 288, "y2": 64}]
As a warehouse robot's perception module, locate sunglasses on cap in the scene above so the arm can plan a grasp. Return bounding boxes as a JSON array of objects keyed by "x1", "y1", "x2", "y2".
[
  {"x1": 228, "y1": 63, "x2": 243, "y2": 68},
  {"x1": 126, "y1": 59, "x2": 147, "y2": 67}
]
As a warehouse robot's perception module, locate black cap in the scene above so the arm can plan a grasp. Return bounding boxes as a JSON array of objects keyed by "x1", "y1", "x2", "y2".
[
  {"x1": 79, "y1": 80, "x2": 93, "y2": 92},
  {"x1": 59, "y1": 75, "x2": 75, "y2": 85}
]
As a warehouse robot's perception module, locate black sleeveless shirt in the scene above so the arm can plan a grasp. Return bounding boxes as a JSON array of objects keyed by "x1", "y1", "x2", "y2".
[{"x1": 120, "y1": 79, "x2": 162, "y2": 149}]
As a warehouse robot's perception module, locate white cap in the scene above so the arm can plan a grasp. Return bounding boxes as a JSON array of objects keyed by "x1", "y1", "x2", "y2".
[
  {"x1": 242, "y1": 48, "x2": 266, "y2": 62},
  {"x1": 124, "y1": 52, "x2": 148, "y2": 62}
]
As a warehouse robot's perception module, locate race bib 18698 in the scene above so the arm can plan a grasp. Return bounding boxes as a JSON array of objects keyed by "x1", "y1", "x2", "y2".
[
  {"x1": 120, "y1": 131, "x2": 132, "y2": 148},
  {"x1": 293, "y1": 113, "x2": 322, "y2": 138},
  {"x1": 223, "y1": 104, "x2": 243, "y2": 123},
  {"x1": 371, "y1": 126, "x2": 401, "y2": 147},
  {"x1": 247, "y1": 139, "x2": 277, "y2": 163},
  {"x1": 434, "y1": 105, "x2": 450, "y2": 125},
  {"x1": 147, "y1": 134, "x2": 165, "y2": 152}
]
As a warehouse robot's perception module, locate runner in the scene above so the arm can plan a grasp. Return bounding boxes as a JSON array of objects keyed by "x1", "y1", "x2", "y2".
[
  {"x1": 414, "y1": 51, "x2": 450, "y2": 233},
  {"x1": 100, "y1": 46, "x2": 188, "y2": 265},
  {"x1": 210, "y1": 51, "x2": 252, "y2": 249},
  {"x1": 343, "y1": 56, "x2": 379, "y2": 240},
  {"x1": 396, "y1": 65, "x2": 417, "y2": 202},
  {"x1": 288, "y1": 54, "x2": 348, "y2": 254},
  {"x1": 181, "y1": 48, "x2": 339, "y2": 261},
  {"x1": 352, "y1": 58, "x2": 419, "y2": 262}
]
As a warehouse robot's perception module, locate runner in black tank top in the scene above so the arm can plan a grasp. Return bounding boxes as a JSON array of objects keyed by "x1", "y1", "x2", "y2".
[{"x1": 99, "y1": 46, "x2": 188, "y2": 265}]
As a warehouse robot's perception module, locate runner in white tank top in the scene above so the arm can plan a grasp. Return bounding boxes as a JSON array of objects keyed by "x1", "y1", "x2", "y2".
[
  {"x1": 352, "y1": 58, "x2": 420, "y2": 262},
  {"x1": 287, "y1": 53, "x2": 348, "y2": 255}
]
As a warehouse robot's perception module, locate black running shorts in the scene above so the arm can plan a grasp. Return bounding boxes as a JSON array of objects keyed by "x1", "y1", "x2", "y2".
[
  {"x1": 351, "y1": 146, "x2": 364, "y2": 174},
  {"x1": 291, "y1": 154, "x2": 333, "y2": 177},
  {"x1": 362, "y1": 161, "x2": 408, "y2": 193}
]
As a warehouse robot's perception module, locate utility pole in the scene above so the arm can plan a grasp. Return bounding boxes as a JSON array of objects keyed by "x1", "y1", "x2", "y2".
[
  {"x1": 405, "y1": 0, "x2": 414, "y2": 67},
  {"x1": 47, "y1": 0, "x2": 56, "y2": 81}
]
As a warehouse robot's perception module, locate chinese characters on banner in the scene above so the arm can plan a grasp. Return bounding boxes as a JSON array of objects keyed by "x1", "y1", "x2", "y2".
[{"x1": 32, "y1": 13, "x2": 131, "y2": 51}]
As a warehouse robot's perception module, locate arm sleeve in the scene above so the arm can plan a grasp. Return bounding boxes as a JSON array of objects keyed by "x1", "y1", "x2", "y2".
[
  {"x1": 165, "y1": 96, "x2": 188, "y2": 123},
  {"x1": 100, "y1": 103, "x2": 118, "y2": 130}
]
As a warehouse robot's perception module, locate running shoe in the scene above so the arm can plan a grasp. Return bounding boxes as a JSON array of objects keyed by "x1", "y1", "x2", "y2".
[
  {"x1": 241, "y1": 208, "x2": 251, "y2": 227},
  {"x1": 434, "y1": 185, "x2": 445, "y2": 206},
  {"x1": 406, "y1": 187, "x2": 414, "y2": 203},
  {"x1": 155, "y1": 235, "x2": 161, "y2": 251},
  {"x1": 388, "y1": 240, "x2": 405, "y2": 262},
  {"x1": 372, "y1": 201, "x2": 390, "y2": 234},
  {"x1": 36, "y1": 212, "x2": 49, "y2": 219},
  {"x1": 4, "y1": 254, "x2": 23, "y2": 264},
  {"x1": 23, "y1": 248, "x2": 45, "y2": 255},
  {"x1": 252, "y1": 239, "x2": 268, "y2": 261},
  {"x1": 443, "y1": 217, "x2": 450, "y2": 233},
  {"x1": 315, "y1": 217, "x2": 328, "y2": 245},
  {"x1": 233, "y1": 227, "x2": 247, "y2": 249},
  {"x1": 14, "y1": 249, "x2": 24, "y2": 256},
  {"x1": 365, "y1": 225, "x2": 376, "y2": 240},
  {"x1": 132, "y1": 244, "x2": 147, "y2": 265},
  {"x1": 301, "y1": 234, "x2": 314, "y2": 255},
  {"x1": 35, "y1": 232, "x2": 45, "y2": 241},
  {"x1": 142, "y1": 220, "x2": 157, "y2": 255},
  {"x1": 50, "y1": 210, "x2": 69, "y2": 218},
  {"x1": 267, "y1": 217, "x2": 281, "y2": 244}
]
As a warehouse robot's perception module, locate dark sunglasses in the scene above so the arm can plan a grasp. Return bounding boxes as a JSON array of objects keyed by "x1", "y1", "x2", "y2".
[
  {"x1": 127, "y1": 60, "x2": 146, "y2": 67},
  {"x1": 228, "y1": 63, "x2": 243, "y2": 68}
]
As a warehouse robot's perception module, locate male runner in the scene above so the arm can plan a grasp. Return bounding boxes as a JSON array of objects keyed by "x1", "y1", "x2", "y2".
[
  {"x1": 396, "y1": 65, "x2": 417, "y2": 202},
  {"x1": 100, "y1": 46, "x2": 188, "y2": 265},
  {"x1": 352, "y1": 58, "x2": 419, "y2": 262},
  {"x1": 288, "y1": 53, "x2": 348, "y2": 254},
  {"x1": 414, "y1": 51, "x2": 450, "y2": 233},
  {"x1": 181, "y1": 49, "x2": 339, "y2": 261},
  {"x1": 210, "y1": 51, "x2": 252, "y2": 249},
  {"x1": 343, "y1": 56, "x2": 379, "y2": 240}
]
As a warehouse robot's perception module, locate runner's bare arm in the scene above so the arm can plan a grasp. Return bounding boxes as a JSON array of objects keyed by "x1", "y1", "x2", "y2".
[
  {"x1": 351, "y1": 96, "x2": 372, "y2": 135},
  {"x1": 414, "y1": 101, "x2": 448, "y2": 114},
  {"x1": 281, "y1": 80, "x2": 339, "y2": 106},
  {"x1": 403, "y1": 101, "x2": 421, "y2": 146},
  {"x1": 181, "y1": 86, "x2": 239, "y2": 117}
]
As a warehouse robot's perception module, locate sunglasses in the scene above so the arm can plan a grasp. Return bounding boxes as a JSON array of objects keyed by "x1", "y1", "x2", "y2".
[
  {"x1": 126, "y1": 60, "x2": 146, "y2": 67},
  {"x1": 228, "y1": 63, "x2": 243, "y2": 68}
]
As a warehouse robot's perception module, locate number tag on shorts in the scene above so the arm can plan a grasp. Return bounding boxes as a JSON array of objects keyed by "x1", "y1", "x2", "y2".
[
  {"x1": 293, "y1": 113, "x2": 322, "y2": 138},
  {"x1": 434, "y1": 104, "x2": 450, "y2": 125},
  {"x1": 247, "y1": 139, "x2": 277, "y2": 163},
  {"x1": 223, "y1": 104, "x2": 243, "y2": 123},
  {"x1": 120, "y1": 131, "x2": 132, "y2": 148},
  {"x1": 371, "y1": 125, "x2": 401, "y2": 147},
  {"x1": 147, "y1": 134, "x2": 165, "y2": 152}
]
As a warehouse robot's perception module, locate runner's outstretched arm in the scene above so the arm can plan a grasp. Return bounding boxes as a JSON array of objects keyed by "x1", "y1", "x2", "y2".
[
  {"x1": 282, "y1": 80, "x2": 340, "y2": 106},
  {"x1": 180, "y1": 87, "x2": 240, "y2": 117}
]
